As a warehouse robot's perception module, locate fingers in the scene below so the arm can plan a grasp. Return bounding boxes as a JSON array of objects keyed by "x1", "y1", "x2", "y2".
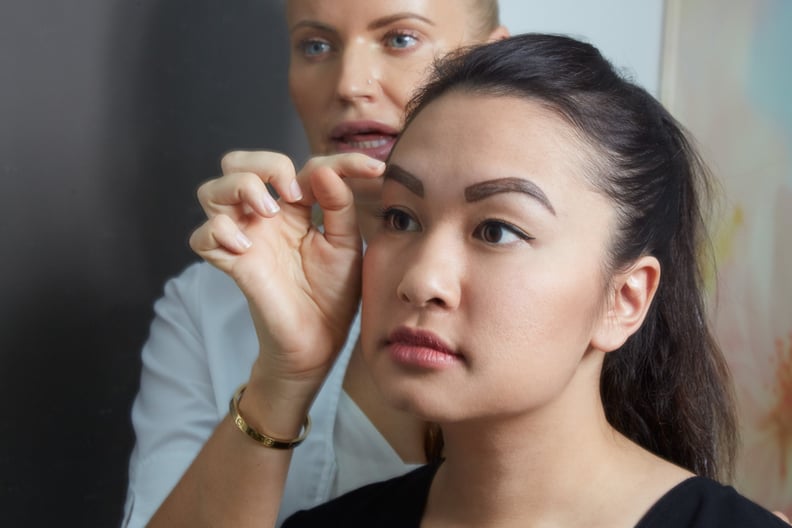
[
  {"x1": 310, "y1": 167, "x2": 359, "y2": 245},
  {"x1": 189, "y1": 214, "x2": 252, "y2": 264},
  {"x1": 296, "y1": 153, "x2": 385, "y2": 206},
  {"x1": 221, "y1": 150, "x2": 303, "y2": 203},
  {"x1": 200, "y1": 151, "x2": 384, "y2": 221}
]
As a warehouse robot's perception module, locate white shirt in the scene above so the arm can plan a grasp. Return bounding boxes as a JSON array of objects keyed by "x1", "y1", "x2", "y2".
[{"x1": 122, "y1": 262, "x2": 413, "y2": 527}]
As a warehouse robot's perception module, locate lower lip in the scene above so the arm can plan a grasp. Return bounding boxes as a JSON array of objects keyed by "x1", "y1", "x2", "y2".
[
  {"x1": 332, "y1": 136, "x2": 396, "y2": 161},
  {"x1": 387, "y1": 343, "x2": 463, "y2": 369}
]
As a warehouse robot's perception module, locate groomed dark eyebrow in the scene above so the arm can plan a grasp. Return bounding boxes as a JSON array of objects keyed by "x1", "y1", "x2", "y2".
[
  {"x1": 290, "y1": 13, "x2": 434, "y2": 34},
  {"x1": 383, "y1": 164, "x2": 424, "y2": 197},
  {"x1": 465, "y1": 178, "x2": 556, "y2": 215}
]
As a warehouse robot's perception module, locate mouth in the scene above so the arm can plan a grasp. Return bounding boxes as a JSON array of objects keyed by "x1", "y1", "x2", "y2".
[
  {"x1": 329, "y1": 120, "x2": 400, "y2": 161},
  {"x1": 385, "y1": 326, "x2": 464, "y2": 369}
]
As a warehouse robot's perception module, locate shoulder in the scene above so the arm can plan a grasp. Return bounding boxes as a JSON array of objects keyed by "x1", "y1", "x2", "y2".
[
  {"x1": 637, "y1": 476, "x2": 789, "y2": 528},
  {"x1": 282, "y1": 464, "x2": 439, "y2": 528}
]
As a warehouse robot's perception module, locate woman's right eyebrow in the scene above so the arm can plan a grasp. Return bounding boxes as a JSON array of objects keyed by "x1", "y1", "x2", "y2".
[
  {"x1": 383, "y1": 164, "x2": 424, "y2": 197},
  {"x1": 289, "y1": 20, "x2": 336, "y2": 34}
]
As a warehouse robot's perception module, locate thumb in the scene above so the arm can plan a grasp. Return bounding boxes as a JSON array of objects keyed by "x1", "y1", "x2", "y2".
[{"x1": 310, "y1": 166, "x2": 359, "y2": 247}]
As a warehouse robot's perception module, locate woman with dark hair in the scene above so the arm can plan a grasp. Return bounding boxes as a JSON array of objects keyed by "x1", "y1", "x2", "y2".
[{"x1": 190, "y1": 33, "x2": 788, "y2": 526}]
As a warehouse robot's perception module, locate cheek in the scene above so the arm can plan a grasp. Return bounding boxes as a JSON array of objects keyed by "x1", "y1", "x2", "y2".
[
  {"x1": 361, "y1": 242, "x2": 394, "y2": 348},
  {"x1": 288, "y1": 68, "x2": 324, "y2": 139},
  {"x1": 382, "y1": 61, "x2": 432, "y2": 110},
  {"x1": 346, "y1": 177, "x2": 383, "y2": 205}
]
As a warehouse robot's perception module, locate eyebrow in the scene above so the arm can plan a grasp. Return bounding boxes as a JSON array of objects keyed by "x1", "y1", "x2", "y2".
[
  {"x1": 465, "y1": 178, "x2": 556, "y2": 215},
  {"x1": 385, "y1": 165, "x2": 555, "y2": 215},
  {"x1": 290, "y1": 13, "x2": 434, "y2": 34},
  {"x1": 368, "y1": 13, "x2": 435, "y2": 30},
  {"x1": 383, "y1": 164, "x2": 424, "y2": 197}
]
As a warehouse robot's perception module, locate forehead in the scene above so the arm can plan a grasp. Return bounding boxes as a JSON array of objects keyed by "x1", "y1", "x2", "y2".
[
  {"x1": 286, "y1": 0, "x2": 474, "y2": 29},
  {"x1": 392, "y1": 91, "x2": 597, "y2": 195}
]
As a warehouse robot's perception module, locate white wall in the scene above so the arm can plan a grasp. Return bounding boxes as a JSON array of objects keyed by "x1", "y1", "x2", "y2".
[{"x1": 499, "y1": 0, "x2": 664, "y2": 95}]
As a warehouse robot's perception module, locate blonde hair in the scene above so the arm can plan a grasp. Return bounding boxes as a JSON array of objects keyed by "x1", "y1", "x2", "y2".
[{"x1": 469, "y1": 0, "x2": 501, "y2": 37}]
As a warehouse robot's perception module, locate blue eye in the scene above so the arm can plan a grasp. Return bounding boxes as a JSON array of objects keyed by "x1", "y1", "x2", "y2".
[
  {"x1": 300, "y1": 39, "x2": 332, "y2": 58},
  {"x1": 382, "y1": 208, "x2": 420, "y2": 232},
  {"x1": 474, "y1": 221, "x2": 532, "y2": 245},
  {"x1": 385, "y1": 32, "x2": 418, "y2": 50}
]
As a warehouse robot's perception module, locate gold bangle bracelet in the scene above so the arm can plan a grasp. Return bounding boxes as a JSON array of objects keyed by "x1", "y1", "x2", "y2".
[{"x1": 229, "y1": 383, "x2": 311, "y2": 449}]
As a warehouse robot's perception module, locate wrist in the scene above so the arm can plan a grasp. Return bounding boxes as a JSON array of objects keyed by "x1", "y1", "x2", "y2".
[
  {"x1": 230, "y1": 384, "x2": 311, "y2": 449},
  {"x1": 239, "y1": 370, "x2": 319, "y2": 439}
]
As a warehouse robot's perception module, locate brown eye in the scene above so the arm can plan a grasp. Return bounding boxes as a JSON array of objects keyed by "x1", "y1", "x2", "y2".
[
  {"x1": 383, "y1": 208, "x2": 419, "y2": 232},
  {"x1": 474, "y1": 221, "x2": 531, "y2": 245}
]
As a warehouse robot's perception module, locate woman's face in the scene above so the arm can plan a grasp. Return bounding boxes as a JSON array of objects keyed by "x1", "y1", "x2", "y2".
[
  {"x1": 361, "y1": 92, "x2": 618, "y2": 424},
  {"x1": 286, "y1": 0, "x2": 500, "y2": 205}
]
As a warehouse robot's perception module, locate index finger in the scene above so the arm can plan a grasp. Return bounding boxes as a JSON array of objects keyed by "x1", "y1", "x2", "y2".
[
  {"x1": 295, "y1": 153, "x2": 386, "y2": 206},
  {"x1": 221, "y1": 150, "x2": 303, "y2": 203}
]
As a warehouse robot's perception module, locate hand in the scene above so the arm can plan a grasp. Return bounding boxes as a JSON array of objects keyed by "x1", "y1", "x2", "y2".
[{"x1": 190, "y1": 151, "x2": 385, "y2": 398}]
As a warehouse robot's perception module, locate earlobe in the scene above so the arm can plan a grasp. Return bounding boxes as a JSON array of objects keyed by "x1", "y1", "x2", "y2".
[
  {"x1": 591, "y1": 256, "x2": 661, "y2": 353},
  {"x1": 487, "y1": 25, "x2": 510, "y2": 43}
]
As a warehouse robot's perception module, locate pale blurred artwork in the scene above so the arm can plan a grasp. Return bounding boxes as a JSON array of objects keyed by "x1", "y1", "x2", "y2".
[{"x1": 661, "y1": 0, "x2": 792, "y2": 516}]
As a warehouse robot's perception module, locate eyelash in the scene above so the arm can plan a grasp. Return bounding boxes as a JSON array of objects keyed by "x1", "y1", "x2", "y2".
[{"x1": 376, "y1": 207, "x2": 535, "y2": 244}]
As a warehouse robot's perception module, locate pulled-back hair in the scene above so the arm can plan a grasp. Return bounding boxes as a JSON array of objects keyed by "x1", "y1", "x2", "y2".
[
  {"x1": 404, "y1": 33, "x2": 737, "y2": 481},
  {"x1": 469, "y1": 0, "x2": 500, "y2": 36}
]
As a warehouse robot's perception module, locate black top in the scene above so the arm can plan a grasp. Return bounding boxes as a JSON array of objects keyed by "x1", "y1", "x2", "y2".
[{"x1": 283, "y1": 463, "x2": 788, "y2": 527}]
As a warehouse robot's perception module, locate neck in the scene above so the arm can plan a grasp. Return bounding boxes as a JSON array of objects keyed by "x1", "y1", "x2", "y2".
[{"x1": 424, "y1": 354, "x2": 692, "y2": 527}]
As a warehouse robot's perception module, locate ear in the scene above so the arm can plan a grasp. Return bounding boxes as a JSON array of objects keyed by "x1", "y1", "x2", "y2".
[
  {"x1": 486, "y1": 25, "x2": 510, "y2": 42},
  {"x1": 591, "y1": 255, "x2": 661, "y2": 353}
]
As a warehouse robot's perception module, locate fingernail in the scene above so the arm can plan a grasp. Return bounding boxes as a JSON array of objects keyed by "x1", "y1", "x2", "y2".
[
  {"x1": 367, "y1": 159, "x2": 386, "y2": 171},
  {"x1": 236, "y1": 231, "x2": 252, "y2": 249},
  {"x1": 290, "y1": 180, "x2": 303, "y2": 200},
  {"x1": 261, "y1": 194, "x2": 280, "y2": 214}
]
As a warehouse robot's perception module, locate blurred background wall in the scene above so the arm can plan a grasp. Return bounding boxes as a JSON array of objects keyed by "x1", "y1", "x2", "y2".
[
  {"x1": 0, "y1": 1, "x2": 306, "y2": 524},
  {"x1": 3, "y1": 0, "x2": 787, "y2": 525}
]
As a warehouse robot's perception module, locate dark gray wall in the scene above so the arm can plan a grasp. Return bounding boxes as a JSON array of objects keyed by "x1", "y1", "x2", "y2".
[{"x1": 0, "y1": 1, "x2": 307, "y2": 525}]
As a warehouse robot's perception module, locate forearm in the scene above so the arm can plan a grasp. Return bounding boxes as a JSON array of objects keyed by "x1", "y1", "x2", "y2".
[{"x1": 149, "y1": 378, "x2": 313, "y2": 528}]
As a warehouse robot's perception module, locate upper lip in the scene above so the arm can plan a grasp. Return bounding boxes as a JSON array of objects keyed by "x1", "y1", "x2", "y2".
[
  {"x1": 330, "y1": 120, "x2": 400, "y2": 140},
  {"x1": 386, "y1": 326, "x2": 459, "y2": 356}
]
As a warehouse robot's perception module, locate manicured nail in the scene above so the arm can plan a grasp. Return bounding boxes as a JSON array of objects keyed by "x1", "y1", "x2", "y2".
[
  {"x1": 290, "y1": 180, "x2": 303, "y2": 200},
  {"x1": 236, "y1": 231, "x2": 252, "y2": 249},
  {"x1": 367, "y1": 159, "x2": 386, "y2": 171},
  {"x1": 260, "y1": 193, "x2": 280, "y2": 214}
]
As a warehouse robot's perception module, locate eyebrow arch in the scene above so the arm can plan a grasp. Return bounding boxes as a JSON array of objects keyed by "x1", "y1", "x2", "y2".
[
  {"x1": 465, "y1": 178, "x2": 556, "y2": 215},
  {"x1": 369, "y1": 13, "x2": 435, "y2": 30},
  {"x1": 290, "y1": 13, "x2": 434, "y2": 34},
  {"x1": 383, "y1": 164, "x2": 424, "y2": 197}
]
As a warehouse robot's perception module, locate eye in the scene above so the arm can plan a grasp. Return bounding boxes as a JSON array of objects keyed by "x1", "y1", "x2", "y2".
[
  {"x1": 299, "y1": 38, "x2": 332, "y2": 58},
  {"x1": 381, "y1": 208, "x2": 420, "y2": 232},
  {"x1": 384, "y1": 31, "x2": 419, "y2": 50},
  {"x1": 473, "y1": 221, "x2": 532, "y2": 245}
]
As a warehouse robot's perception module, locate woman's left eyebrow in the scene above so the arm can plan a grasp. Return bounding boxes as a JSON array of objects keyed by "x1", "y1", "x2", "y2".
[
  {"x1": 369, "y1": 13, "x2": 435, "y2": 30},
  {"x1": 465, "y1": 178, "x2": 556, "y2": 216}
]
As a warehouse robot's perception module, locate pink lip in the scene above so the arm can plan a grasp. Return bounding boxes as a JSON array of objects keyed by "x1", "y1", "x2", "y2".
[
  {"x1": 385, "y1": 326, "x2": 463, "y2": 369},
  {"x1": 329, "y1": 120, "x2": 400, "y2": 161}
]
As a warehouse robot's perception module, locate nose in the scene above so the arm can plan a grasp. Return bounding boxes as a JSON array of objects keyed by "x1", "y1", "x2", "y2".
[
  {"x1": 336, "y1": 39, "x2": 379, "y2": 102},
  {"x1": 396, "y1": 235, "x2": 462, "y2": 311}
]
